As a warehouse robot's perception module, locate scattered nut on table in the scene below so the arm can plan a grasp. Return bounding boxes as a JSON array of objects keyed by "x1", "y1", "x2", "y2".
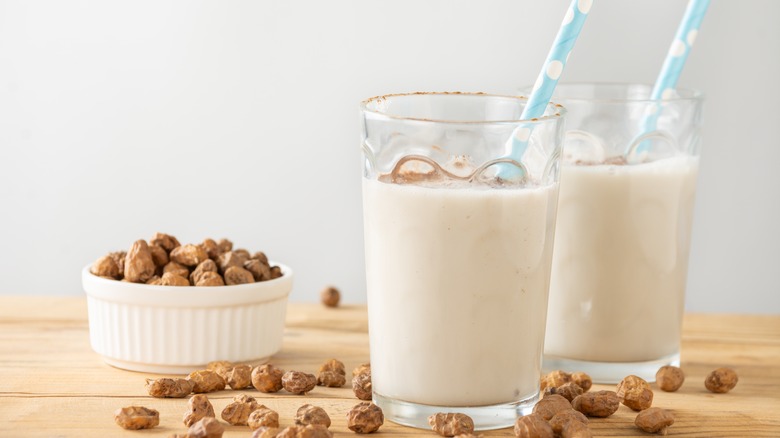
[
  {"x1": 705, "y1": 367, "x2": 738, "y2": 393},
  {"x1": 186, "y1": 416, "x2": 224, "y2": 438},
  {"x1": 514, "y1": 412, "x2": 554, "y2": 438},
  {"x1": 295, "y1": 403, "x2": 331, "y2": 427},
  {"x1": 321, "y1": 286, "x2": 341, "y2": 307},
  {"x1": 188, "y1": 369, "x2": 226, "y2": 393},
  {"x1": 114, "y1": 405, "x2": 159, "y2": 430},
  {"x1": 532, "y1": 394, "x2": 572, "y2": 420},
  {"x1": 428, "y1": 413, "x2": 474, "y2": 437},
  {"x1": 655, "y1": 365, "x2": 685, "y2": 392},
  {"x1": 282, "y1": 370, "x2": 317, "y2": 395},
  {"x1": 616, "y1": 375, "x2": 654, "y2": 411},
  {"x1": 183, "y1": 394, "x2": 216, "y2": 427},
  {"x1": 545, "y1": 381, "x2": 584, "y2": 402},
  {"x1": 541, "y1": 370, "x2": 572, "y2": 390},
  {"x1": 572, "y1": 391, "x2": 620, "y2": 417},
  {"x1": 549, "y1": 409, "x2": 588, "y2": 435},
  {"x1": 145, "y1": 377, "x2": 193, "y2": 398},
  {"x1": 570, "y1": 372, "x2": 592, "y2": 392},
  {"x1": 635, "y1": 407, "x2": 675, "y2": 434},
  {"x1": 352, "y1": 369, "x2": 373, "y2": 400},
  {"x1": 221, "y1": 393, "x2": 260, "y2": 426},
  {"x1": 346, "y1": 402, "x2": 384, "y2": 434},
  {"x1": 248, "y1": 405, "x2": 280, "y2": 430},
  {"x1": 223, "y1": 364, "x2": 253, "y2": 390},
  {"x1": 561, "y1": 420, "x2": 592, "y2": 438},
  {"x1": 252, "y1": 364, "x2": 285, "y2": 393},
  {"x1": 318, "y1": 358, "x2": 346, "y2": 387},
  {"x1": 352, "y1": 363, "x2": 371, "y2": 377}
]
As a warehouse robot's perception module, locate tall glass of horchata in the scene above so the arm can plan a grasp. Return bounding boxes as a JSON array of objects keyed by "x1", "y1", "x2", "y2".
[{"x1": 361, "y1": 92, "x2": 566, "y2": 430}]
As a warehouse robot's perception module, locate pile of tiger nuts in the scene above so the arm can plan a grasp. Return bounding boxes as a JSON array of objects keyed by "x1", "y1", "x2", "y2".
[
  {"x1": 115, "y1": 359, "x2": 383, "y2": 437},
  {"x1": 91, "y1": 232, "x2": 282, "y2": 286}
]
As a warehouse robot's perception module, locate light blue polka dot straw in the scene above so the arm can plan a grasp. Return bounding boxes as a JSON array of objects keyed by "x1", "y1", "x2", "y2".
[
  {"x1": 507, "y1": 0, "x2": 592, "y2": 168},
  {"x1": 638, "y1": 0, "x2": 710, "y2": 150}
]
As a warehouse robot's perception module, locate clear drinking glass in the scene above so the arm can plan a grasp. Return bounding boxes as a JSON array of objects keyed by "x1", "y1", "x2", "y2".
[
  {"x1": 360, "y1": 92, "x2": 566, "y2": 430},
  {"x1": 534, "y1": 83, "x2": 704, "y2": 383}
]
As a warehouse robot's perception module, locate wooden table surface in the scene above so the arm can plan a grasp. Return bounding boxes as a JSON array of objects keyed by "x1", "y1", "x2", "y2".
[{"x1": 0, "y1": 297, "x2": 778, "y2": 437}]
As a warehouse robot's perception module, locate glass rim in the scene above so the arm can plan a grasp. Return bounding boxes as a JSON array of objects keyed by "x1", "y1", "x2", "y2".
[
  {"x1": 520, "y1": 82, "x2": 704, "y2": 104},
  {"x1": 360, "y1": 91, "x2": 565, "y2": 125}
]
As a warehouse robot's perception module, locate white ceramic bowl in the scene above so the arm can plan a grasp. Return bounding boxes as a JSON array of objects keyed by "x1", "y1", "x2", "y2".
[{"x1": 82, "y1": 263, "x2": 292, "y2": 374}]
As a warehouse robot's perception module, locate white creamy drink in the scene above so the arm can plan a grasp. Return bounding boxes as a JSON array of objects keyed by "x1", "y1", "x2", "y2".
[
  {"x1": 363, "y1": 178, "x2": 559, "y2": 407},
  {"x1": 545, "y1": 156, "x2": 699, "y2": 363}
]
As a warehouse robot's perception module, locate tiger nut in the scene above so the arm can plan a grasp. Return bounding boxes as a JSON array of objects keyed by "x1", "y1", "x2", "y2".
[
  {"x1": 346, "y1": 402, "x2": 384, "y2": 434},
  {"x1": 221, "y1": 393, "x2": 260, "y2": 426},
  {"x1": 428, "y1": 413, "x2": 474, "y2": 437},
  {"x1": 513, "y1": 412, "x2": 554, "y2": 438},
  {"x1": 321, "y1": 286, "x2": 340, "y2": 308},
  {"x1": 282, "y1": 371, "x2": 317, "y2": 395},
  {"x1": 245, "y1": 259, "x2": 271, "y2": 281},
  {"x1": 163, "y1": 261, "x2": 190, "y2": 278},
  {"x1": 248, "y1": 406, "x2": 280, "y2": 430},
  {"x1": 191, "y1": 259, "x2": 219, "y2": 285},
  {"x1": 252, "y1": 364, "x2": 285, "y2": 393},
  {"x1": 561, "y1": 420, "x2": 592, "y2": 438},
  {"x1": 195, "y1": 271, "x2": 225, "y2": 287},
  {"x1": 217, "y1": 251, "x2": 247, "y2": 273},
  {"x1": 149, "y1": 244, "x2": 169, "y2": 268},
  {"x1": 541, "y1": 370, "x2": 571, "y2": 390},
  {"x1": 145, "y1": 378, "x2": 193, "y2": 398},
  {"x1": 114, "y1": 406, "x2": 159, "y2": 430},
  {"x1": 572, "y1": 391, "x2": 620, "y2": 418},
  {"x1": 124, "y1": 240, "x2": 156, "y2": 283},
  {"x1": 571, "y1": 372, "x2": 592, "y2": 392},
  {"x1": 187, "y1": 416, "x2": 224, "y2": 438},
  {"x1": 549, "y1": 409, "x2": 588, "y2": 435},
  {"x1": 91, "y1": 255, "x2": 120, "y2": 279},
  {"x1": 532, "y1": 394, "x2": 571, "y2": 421},
  {"x1": 160, "y1": 272, "x2": 190, "y2": 286},
  {"x1": 150, "y1": 232, "x2": 181, "y2": 252},
  {"x1": 183, "y1": 394, "x2": 216, "y2": 427},
  {"x1": 188, "y1": 370, "x2": 226, "y2": 393},
  {"x1": 352, "y1": 370, "x2": 372, "y2": 400},
  {"x1": 295, "y1": 404, "x2": 331, "y2": 427},
  {"x1": 224, "y1": 266, "x2": 255, "y2": 285},
  {"x1": 225, "y1": 364, "x2": 253, "y2": 390},
  {"x1": 655, "y1": 366, "x2": 685, "y2": 392},
  {"x1": 546, "y1": 382, "x2": 584, "y2": 402},
  {"x1": 318, "y1": 358, "x2": 346, "y2": 387},
  {"x1": 352, "y1": 363, "x2": 371, "y2": 377},
  {"x1": 705, "y1": 367, "x2": 738, "y2": 393},
  {"x1": 170, "y1": 243, "x2": 209, "y2": 267},
  {"x1": 616, "y1": 375, "x2": 653, "y2": 411},
  {"x1": 635, "y1": 407, "x2": 675, "y2": 435}
]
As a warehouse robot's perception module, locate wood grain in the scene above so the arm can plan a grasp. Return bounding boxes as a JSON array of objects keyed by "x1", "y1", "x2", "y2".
[{"x1": 0, "y1": 297, "x2": 778, "y2": 437}]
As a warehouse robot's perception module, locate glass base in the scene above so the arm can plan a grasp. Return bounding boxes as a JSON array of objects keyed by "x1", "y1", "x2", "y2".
[
  {"x1": 543, "y1": 352, "x2": 680, "y2": 384},
  {"x1": 373, "y1": 391, "x2": 538, "y2": 431}
]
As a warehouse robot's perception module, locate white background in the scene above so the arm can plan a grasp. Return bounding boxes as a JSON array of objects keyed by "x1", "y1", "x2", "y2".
[{"x1": 0, "y1": 0, "x2": 778, "y2": 313}]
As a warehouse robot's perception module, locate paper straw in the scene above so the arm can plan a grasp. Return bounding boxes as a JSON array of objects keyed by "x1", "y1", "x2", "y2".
[
  {"x1": 508, "y1": 0, "x2": 591, "y2": 165},
  {"x1": 650, "y1": 0, "x2": 710, "y2": 102},
  {"x1": 638, "y1": 0, "x2": 709, "y2": 143}
]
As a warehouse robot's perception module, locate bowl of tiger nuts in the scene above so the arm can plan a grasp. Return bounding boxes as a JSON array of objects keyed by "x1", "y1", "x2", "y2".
[{"x1": 82, "y1": 232, "x2": 293, "y2": 374}]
